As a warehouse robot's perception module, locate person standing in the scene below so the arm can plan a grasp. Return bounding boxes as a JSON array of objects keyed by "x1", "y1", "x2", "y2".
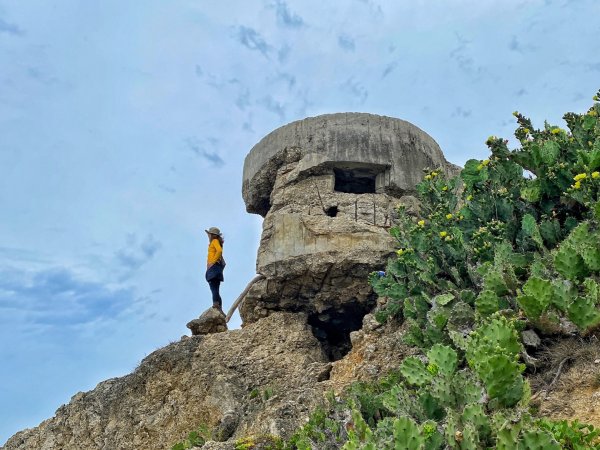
[{"x1": 205, "y1": 227, "x2": 225, "y2": 311}]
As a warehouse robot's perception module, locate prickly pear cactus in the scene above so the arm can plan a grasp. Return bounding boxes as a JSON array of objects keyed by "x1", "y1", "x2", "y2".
[
  {"x1": 484, "y1": 270, "x2": 509, "y2": 296},
  {"x1": 476, "y1": 289, "x2": 500, "y2": 316},
  {"x1": 393, "y1": 417, "x2": 424, "y2": 450},
  {"x1": 400, "y1": 356, "x2": 433, "y2": 386},
  {"x1": 517, "y1": 430, "x2": 561, "y2": 450},
  {"x1": 554, "y1": 245, "x2": 588, "y2": 280},
  {"x1": 567, "y1": 295, "x2": 600, "y2": 330},
  {"x1": 427, "y1": 344, "x2": 458, "y2": 377},
  {"x1": 466, "y1": 316, "x2": 525, "y2": 407}
]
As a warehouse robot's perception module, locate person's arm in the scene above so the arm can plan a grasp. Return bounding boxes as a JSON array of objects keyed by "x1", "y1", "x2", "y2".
[
  {"x1": 207, "y1": 239, "x2": 223, "y2": 268},
  {"x1": 213, "y1": 239, "x2": 223, "y2": 263}
]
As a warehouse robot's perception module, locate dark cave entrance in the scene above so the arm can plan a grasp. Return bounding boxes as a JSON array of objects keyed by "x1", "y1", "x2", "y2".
[{"x1": 307, "y1": 302, "x2": 370, "y2": 362}]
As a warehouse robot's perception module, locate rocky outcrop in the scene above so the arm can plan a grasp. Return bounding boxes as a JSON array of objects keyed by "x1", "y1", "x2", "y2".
[
  {"x1": 2, "y1": 310, "x2": 420, "y2": 450},
  {"x1": 239, "y1": 114, "x2": 459, "y2": 356},
  {"x1": 3, "y1": 313, "x2": 329, "y2": 450},
  {"x1": 187, "y1": 307, "x2": 227, "y2": 336}
]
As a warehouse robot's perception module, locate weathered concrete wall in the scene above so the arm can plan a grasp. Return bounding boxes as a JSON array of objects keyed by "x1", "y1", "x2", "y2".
[{"x1": 243, "y1": 112, "x2": 459, "y2": 216}]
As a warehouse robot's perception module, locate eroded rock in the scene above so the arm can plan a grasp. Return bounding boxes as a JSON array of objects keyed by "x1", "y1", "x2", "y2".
[
  {"x1": 187, "y1": 307, "x2": 227, "y2": 335},
  {"x1": 2, "y1": 313, "x2": 329, "y2": 450}
]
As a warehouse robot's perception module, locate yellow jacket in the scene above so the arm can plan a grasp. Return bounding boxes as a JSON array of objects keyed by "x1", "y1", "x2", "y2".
[{"x1": 207, "y1": 238, "x2": 223, "y2": 266}]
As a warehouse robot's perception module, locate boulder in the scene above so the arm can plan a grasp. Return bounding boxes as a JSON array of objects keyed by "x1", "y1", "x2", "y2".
[{"x1": 187, "y1": 307, "x2": 227, "y2": 335}]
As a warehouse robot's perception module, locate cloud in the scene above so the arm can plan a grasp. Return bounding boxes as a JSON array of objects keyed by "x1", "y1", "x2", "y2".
[
  {"x1": 0, "y1": 17, "x2": 25, "y2": 36},
  {"x1": 272, "y1": 72, "x2": 296, "y2": 90},
  {"x1": 381, "y1": 60, "x2": 398, "y2": 78},
  {"x1": 451, "y1": 107, "x2": 472, "y2": 118},
  {"x1": 115, "y1": 234, "x2": 161, "y2": 273},
  {"x1": 341, "y1": 78, "x2": 368, "y2": 104},
  {"x1": 508, "y1": 35, "x2": 537, "y2": 53},
  {"x1": 278, "y1": 44, "x2": 291, "y2": 64},
  {"x1": 449, "y1": 32, "x2": 486, "y2": 80},
  {"x1": 0, "y1": 266, "x2": 134, "y2": 327},
  {"x1": 235, "y1": 26, "x2": 272, "y2": 58},
  {"x1": 355, "y1": 0, "x2": 384, "y2": 18},
  {"x1": 0, "y1": 246, "x2": 51, "y2": 265},
  {"x1": 585, "y1": 62, "x2": 600, "y2": 72},
  {"x1": 271, "y1": 0, "x2": 304, "y2": 28},
  {"x1": 508, "y1": 35, "x2": 524, "y2": 53},
  {"x1": 449, "y1": 33, "x2": 475, "y2": 72},
  {"x1": 259, "y1": 95, "x2": 286, "y2": 120},
  {"x1": 194, "y1": 65, "x2": 204, "y2": 77},
  {"x1": 235, "y1": 88, "x2": 251, "y2": 110},
  {"x1": 27, "y1": 67, "x2": 59, "y2": 86},
  {"x1": 338, "y1": 34, "x2": 356, "y2": 52},
  {"x1": 157, "y1": 184, "x2": 176, "y2": 194},
  {"x1": 185, "y1": 137, "x2": 225, "y2": 167}
]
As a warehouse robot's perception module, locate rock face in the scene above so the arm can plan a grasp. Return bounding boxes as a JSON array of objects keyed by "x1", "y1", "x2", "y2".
[
  {"x1": 187, "y1": 307, "x2": 227, "y2": 335},
  {"x1": 3, "y1": 313, "x2": 330, "y2": 450},
  {"x1": 239, "y1": 113, "x2": 459, "y2": 357},
  {"x1": 2, "y1": 312, "x2": 417, "y2": 450}
]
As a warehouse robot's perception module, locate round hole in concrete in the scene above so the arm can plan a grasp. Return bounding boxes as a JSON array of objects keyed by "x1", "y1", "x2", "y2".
[{"x1": 326, "y1": 206, "x2": 338, "y2": 217}]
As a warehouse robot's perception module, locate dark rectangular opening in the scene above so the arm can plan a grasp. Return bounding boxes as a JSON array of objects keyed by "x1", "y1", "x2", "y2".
[{"x1": 334, "y1": 168, "x2": 377, "y2": 194}]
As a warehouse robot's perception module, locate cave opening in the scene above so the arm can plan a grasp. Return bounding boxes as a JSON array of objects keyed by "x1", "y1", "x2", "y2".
[{"x1": 307, "y1": 302, "x2": 370, "y2": 362}]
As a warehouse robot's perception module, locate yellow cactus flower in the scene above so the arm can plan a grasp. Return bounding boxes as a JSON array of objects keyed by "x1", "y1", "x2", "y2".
[
  {"x1": 467, "y1": 195, "x2": 473, "y2": 201},
  {"x1": 418, "y1": 220, "x2": 425, "y2": 227},
  {"x1": 574, "y1": 173, "x2": 587, "y2": 181},
  {"x1": 424, "y1": 174, "x2": 432, "y2": 181},
  {"x1": 551, "y1": 128, "x2": 561, "y2": 134},
  {"x1": 589, "y1": 110, "x2": 598, "y2": 117},
  {"x1": 446, "y1": 213, "x2": 453, "y2": 220},
  {"x1": 573, "y1": 181, "x2": 582, "y2": 190},
  {"x1": 442, "y1": 186, "x2": 448, "y2": 191},
  {"x1": 431, "y1": 171, "x2": 439, "y2": 177},
  {"x1": 523, "y1": 128, "x2": 530, "y2": 134},
  {"x1": 481, "y1": 159, "x2": 490, "y2": 166},
  {"x1": 445, "y1": 235, "x2": 452, "y2": 242},
  {"x1": 439, "y1": 231, "x2": 448, "y2": 238},
  {"x1": 592, "y1": 171, "x2": 600, "y2": 179},
  {"x1": 396, "y1": 249, "x2": 405, "y2": 256}
]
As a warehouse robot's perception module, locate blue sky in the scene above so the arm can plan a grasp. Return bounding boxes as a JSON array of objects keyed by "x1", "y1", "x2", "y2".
[{"x1": 0, "y1": 0, "x2": 599, "y2": 443}]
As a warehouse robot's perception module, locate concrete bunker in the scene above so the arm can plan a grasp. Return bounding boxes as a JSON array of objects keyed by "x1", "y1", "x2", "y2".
[{"x1": 239, "y1": 112, "x2": 460, "y2": 348}]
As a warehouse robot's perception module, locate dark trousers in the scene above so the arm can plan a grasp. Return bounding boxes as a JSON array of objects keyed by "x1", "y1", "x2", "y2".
[{"x1": 209, "y1": 279, "x2": 222, "y2": 309}]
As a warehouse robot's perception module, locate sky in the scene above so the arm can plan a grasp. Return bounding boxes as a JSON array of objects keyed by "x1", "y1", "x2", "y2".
[{"x1": 0, "y1": 0, "x2": 599, "y2": 444}]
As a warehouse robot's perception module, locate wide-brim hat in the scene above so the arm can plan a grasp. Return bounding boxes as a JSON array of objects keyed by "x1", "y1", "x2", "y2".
[{"x1": 205, "y1": 226, "x2": 222, "y2": 236}]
